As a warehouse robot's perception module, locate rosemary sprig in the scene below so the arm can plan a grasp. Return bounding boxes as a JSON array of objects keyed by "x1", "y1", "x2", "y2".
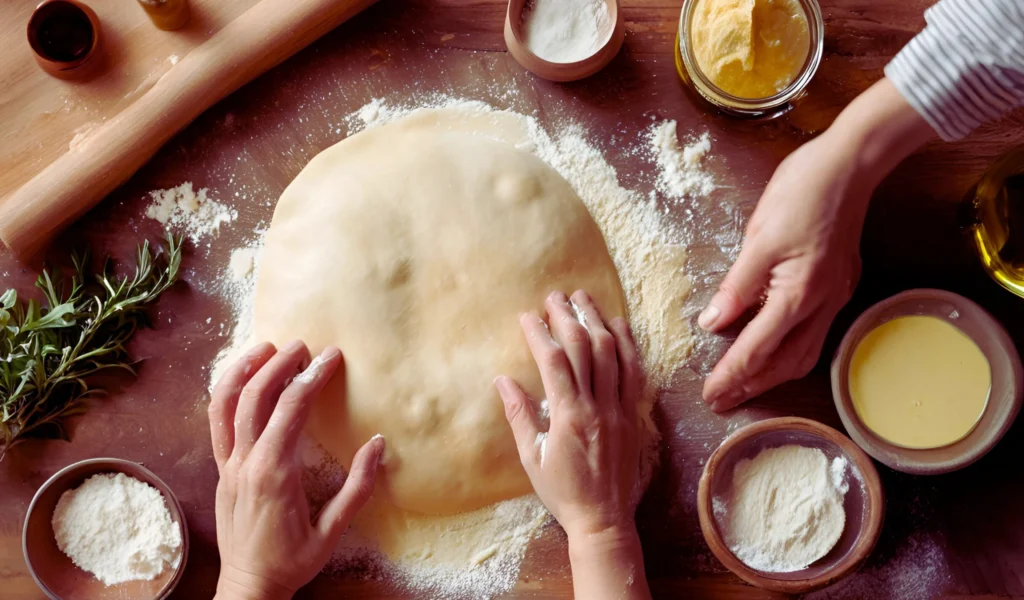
[{"x1": 0, "y1": 234, "x2": 182, "y2": 460}]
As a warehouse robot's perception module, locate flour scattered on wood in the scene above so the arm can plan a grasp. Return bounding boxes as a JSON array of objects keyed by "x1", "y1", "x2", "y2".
[
  {"x1": 647, "y1": 120, "x2": 715, "y2": 201},
  {"x1": 52, "y1": 472, "x2": 182, "y2": 586},
  {"x1": 805, "y1": 532, "x2": 952, "y2": 600},
  {"x1": 144, "y1": 182, "x2": 237, "y2": 244},
  {"x1": 229, "y1": 246, "x2": 259, "y2": 281},
  {"x1": 209, "y1": 239, "x2": 263, "y2": 388},
  {"x1": 297, "y1": 440, "x2": 550, "y2": 599}
]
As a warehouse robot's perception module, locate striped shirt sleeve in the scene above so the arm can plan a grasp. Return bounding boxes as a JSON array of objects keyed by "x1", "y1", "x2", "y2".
[{"x1": 884, "y1": 0, "x2": 1024, "y2": 141}]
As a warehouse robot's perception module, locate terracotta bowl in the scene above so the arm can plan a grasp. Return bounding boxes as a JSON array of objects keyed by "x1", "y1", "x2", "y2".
[
  {"x1": 698, "y1": 417, "x2": 884, "y2": 594},
  {"x1": 22, "y1": 458, "x2": 188, "y2": 600},
  {"x1": 27, "y1": 0, "x2": 103, "y2": 80},
  {"x1": 831, "y1": 289, "x2": 1023, "y2": 474},
  {"x1": 504, "y1": 0, "x2": 625, "y2": 82}
]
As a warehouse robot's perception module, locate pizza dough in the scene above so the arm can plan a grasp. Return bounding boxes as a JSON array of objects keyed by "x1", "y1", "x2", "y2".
[{"x1": 253, "y1": 114, "x2": 627, "y2": 515}]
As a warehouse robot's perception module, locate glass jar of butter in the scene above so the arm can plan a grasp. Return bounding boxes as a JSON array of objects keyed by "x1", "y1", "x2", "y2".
[{"x1": 675, "y1": 0, "x2": 824, "y2": 118}]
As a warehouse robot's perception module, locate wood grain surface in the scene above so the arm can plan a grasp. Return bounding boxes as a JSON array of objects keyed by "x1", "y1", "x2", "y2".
[
  {"x1": 2, "y1": 0, "x2": 1023, "y2": 598},
  {"x1": 0, "y1": 0, "x2": 261, "y2": 206}
]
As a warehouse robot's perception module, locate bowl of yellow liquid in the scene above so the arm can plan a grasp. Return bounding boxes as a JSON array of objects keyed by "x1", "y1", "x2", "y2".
[{"x1": 831, "y1": 289, "x2": 1022, "y2": 474}]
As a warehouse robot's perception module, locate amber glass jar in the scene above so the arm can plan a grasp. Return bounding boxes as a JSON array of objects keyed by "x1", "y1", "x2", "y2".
[
  {"x1": 137, "y1": 0, "x2": 190, "y2": 31},
  {"x1": 963, "y1": 145, "x2": 1024, "y2": 298},
  {"x1": 675, "y1": 0, "x2": 824, "y2": 118}
]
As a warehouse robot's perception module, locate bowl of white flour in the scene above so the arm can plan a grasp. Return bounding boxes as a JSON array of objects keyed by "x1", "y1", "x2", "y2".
[
  {"x1": 697, "y1": 417, "x2": 884, "y2": 594},
  {"x1": 23, "y1": 458, "x2": 188, "y2": 600}
]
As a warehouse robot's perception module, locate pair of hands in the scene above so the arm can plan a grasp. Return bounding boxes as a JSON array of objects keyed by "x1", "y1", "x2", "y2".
[{"x1": 209, "y1": 291, "x2": 649, "y2": 600}]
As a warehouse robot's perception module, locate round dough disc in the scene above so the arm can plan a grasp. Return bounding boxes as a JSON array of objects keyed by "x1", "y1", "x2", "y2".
[{"x1": 254, "y1": 115, "x2": 626, "y2": 515}]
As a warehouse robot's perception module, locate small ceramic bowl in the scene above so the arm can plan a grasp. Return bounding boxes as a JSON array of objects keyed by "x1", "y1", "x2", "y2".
[
  {"x1": 27, "y1": 0, "x2": 103, "y2": 80},
  {"x1": 23, "y1": 458, "x2": 188, "y2": 600},
  {"x1": 831, "y1": 289, "x2": 1023, "y2": 474},
  {"x1": 504, "y1": 0, "x2": 625, "y2": 82},
  {"x1": 698, "y1": 417, "x2": 884, "y2": 594}
]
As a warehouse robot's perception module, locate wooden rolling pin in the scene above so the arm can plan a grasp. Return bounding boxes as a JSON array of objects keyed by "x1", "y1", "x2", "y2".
[{"x1": 0, "y1": 0, "x2": 379, "y2": 257}]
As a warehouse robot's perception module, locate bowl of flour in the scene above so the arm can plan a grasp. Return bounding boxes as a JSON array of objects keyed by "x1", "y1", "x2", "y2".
[
  {"x1": 23, "y1": 458, "x2": 188, "y2": 600},
  {"x1": 697, "y1": 417, "x2": 884, "y2": 594}
]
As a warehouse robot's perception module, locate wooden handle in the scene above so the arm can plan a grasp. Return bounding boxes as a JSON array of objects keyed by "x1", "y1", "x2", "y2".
[{"x1": 0, "y1": 0, "x2": 378, "y2": 257}]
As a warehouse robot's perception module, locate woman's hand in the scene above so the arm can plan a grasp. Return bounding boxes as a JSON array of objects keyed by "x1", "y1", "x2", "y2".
[
  {"x1": 699, "y1": 78, "x2": 936, "y2": 412},
  {"x1": 699, "y1": 132, "x2": 869, "y2": 411},
  {"x1": 208, "y1": 340, "x2": 384, "y2": 600},
  {"x1": 496, "y1": 290, "x2": 651, "y2": 600}
]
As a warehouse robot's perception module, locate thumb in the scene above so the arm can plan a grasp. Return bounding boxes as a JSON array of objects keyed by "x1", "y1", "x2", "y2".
[
  {"x1": 494, "y1": 375, "x2": 541, "y2": 469},
  {"x1": 698, "y1": 242, "x2": 772, "y2": 332},
  {"x1": 315, "y1": 435, "x2": 385, "y2": 545}
]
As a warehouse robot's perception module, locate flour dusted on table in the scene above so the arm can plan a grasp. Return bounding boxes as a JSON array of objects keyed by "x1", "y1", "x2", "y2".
[
  {"x1": 145, "y1": 182, "x2": 237, "y2": 244},
  {"x1": 647, "y1": 120, "x2": 715, "y2": 201},
  {"x1": 338, "y1": 495, "x2": 550, "y2": 598},
  {"x1": 229, "y1": 246, "x2": 259, "y2": 281},
  {"x1": 523, "y1": 0, "x2": 612, "y2": 63},
  {"x1": 52, "y1": 473, "x2": 182, "y2": 586},
  {"x1": 721, "y1": 445, "x2": 848, "y2": 572},
  {"x1": 209, "y1": 238, "x2": 264, "y2": 389},
  {"x1": 298, "y1": 441, "x2": 550, "y2": 599}
]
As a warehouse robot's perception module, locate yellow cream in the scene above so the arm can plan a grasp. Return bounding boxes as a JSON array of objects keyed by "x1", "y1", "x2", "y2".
[
  {"x1": 691, "y1": 0, "x2": 810, "y2": 99},
  {"x1": 849, "y1": 316, "x2": 991, "y2": 450}
]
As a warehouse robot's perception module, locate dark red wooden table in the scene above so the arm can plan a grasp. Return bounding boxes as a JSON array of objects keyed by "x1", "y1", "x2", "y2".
[{"x1": 1, "y1": 1, "x2": 1022, "y2": 598}]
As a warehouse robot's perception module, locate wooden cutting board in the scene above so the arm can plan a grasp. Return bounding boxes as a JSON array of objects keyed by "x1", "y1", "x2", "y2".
[{"x1": 0, "y1": 0, "x2": 260, "y2": 207}]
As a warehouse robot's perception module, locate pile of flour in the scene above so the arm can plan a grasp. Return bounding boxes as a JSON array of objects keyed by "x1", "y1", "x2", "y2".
[
  {"x1": 52, "y1": 472, "x2": 183, "y2": 585},
  {"x1": 523, "y1": 0, "x2": 612, "y2": 63},
  {"x1": 719, "y1": 445, "x2": 849, "y2": 572},
  {"x1": 647, "y1": 120, "x2": 715, "y2": 201},
  {"x1": 145, "y1": 182, "x2": 237, "y2": 245}
]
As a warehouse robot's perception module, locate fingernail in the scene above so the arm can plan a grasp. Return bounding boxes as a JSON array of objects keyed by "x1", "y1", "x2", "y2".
[
  {"x1": 698, "y1": 305, "x2": 720, "y2": 331},
  {"x1": 611, "y1": 317, "x2": 632, "y2": 337},
  {"x1": 284, "y1": 339, "x2": 305, "y2": 352},
  {"x1": 245, "y1": 341, "x2": 273, "y2": 358},
  {"x1": 548, "y1": 290, "x2": 568, "y2": 303},
  {"x1": 320, "y1": 346, "x2": 342, "y2": 361},
  {"x1": 707, "y1": 389, "x2": 742, "y2": 412},
  {"x1": 494, "y1": 377, "x2": 512, "y2": 403},
  {"x1": 369, "y1": 434, "x2": 386, "y2": 461}
]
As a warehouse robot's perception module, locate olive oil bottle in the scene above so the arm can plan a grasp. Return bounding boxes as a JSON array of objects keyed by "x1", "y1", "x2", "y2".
[{"x1": 964, "y1": 146, "x2": 1024, "y2": 298}]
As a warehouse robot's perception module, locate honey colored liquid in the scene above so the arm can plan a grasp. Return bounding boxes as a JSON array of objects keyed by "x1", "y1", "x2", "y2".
[{"x1": 966, "y1": 147, "x2": 1024, "y2": 298}]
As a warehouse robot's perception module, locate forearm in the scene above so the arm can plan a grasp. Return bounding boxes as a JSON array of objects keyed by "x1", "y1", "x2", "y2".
[
  {"x1": 568, "y1": 526, "x2": 652, "y2": 600},
  {"x1": 826, "y1": 77, "x2": 936, "y2": 191}
]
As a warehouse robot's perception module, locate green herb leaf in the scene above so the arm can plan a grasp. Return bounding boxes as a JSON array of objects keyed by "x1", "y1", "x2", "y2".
[{"x1": 0, "y1": 234, "x2": 183, "y2": 459}]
